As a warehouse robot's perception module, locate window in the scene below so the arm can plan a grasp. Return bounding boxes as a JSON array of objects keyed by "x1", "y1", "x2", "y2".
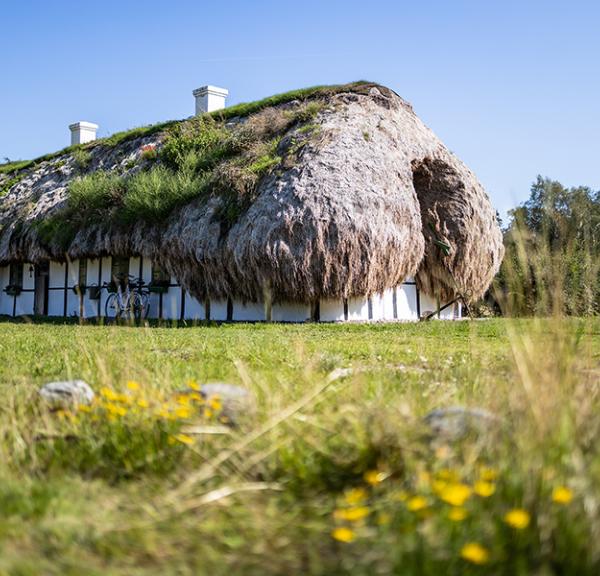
[
  {"x1": 111, "y1": 257, "x2": 130, "y2": 286},
  {"x1": 9, "y1": 263, "x2": 23, "y2": 288},
  {"x1": 151, "y1": 262, "x2": 171, "y2": 286},
  {"x1": 78, "y1": 259, "x2": 88, "y2": 287}
]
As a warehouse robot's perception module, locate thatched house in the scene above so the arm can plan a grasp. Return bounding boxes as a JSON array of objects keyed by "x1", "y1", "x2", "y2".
[{"x1": 0, "y1": 82, "x2": 503, "y2": 322}]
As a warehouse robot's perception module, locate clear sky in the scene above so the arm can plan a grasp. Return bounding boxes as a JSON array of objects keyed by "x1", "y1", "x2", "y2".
[{"x1": 1, "y1": 0, "x2": 598, "y2": 219}]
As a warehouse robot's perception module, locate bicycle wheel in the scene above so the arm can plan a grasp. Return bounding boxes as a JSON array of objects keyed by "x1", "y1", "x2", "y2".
[
  {"x1": 130, "y1": 292, "x2": 149, "y2": 321},
  {"x1": 105, "y1": 293, "x2": 121, "y2": 320}
]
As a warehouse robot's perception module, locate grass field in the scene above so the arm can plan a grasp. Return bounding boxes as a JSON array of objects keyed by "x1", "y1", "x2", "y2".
[{"x1": 0, "y1": 318, "x2": 599, "y2": 575}]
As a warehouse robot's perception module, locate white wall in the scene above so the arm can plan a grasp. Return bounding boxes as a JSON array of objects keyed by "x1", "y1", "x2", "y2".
[
  {"x1": 184, "y1": 293, "x2": 206, "y2": 321},
  {"x1": 397, "y1": 285, "x2": 419, "y2": 321},
  {"x1": 320, "y1": 299, "x2": 345, "y2": 322},
  {"x1": 48, "y1": 261, "x2": 66, "y2": 317},
  {"x1": 233, "y1": 301, "x2": 265, "y2": 322},
  {"x1": 272, "y1": 302, "x2": 311, "y2": 322},
  {"x1": 0, "y1": 260, "x2": 460, "y2": 323},
  {"x1": 208, "y1": 300, "x2": 227, "y2": 321},
  {"x1": 347, "y1": 296, "x2": 369, "y2": 321}
]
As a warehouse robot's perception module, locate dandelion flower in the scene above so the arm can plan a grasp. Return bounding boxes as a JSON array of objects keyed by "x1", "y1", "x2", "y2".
[
  {"x1": 461, "y1": 542, "x2": 489, "y2": 564},
  {"x1": 175, "y1": 407, "x2": 192, "y2": 419},
  {"x1": 504, "y1": 509, "x2": 530, "y2": 529},
  {"x1": 77, "y1": 405, "x2": 91, "y2": 413},
  {"x1": 99, "y1": 387, "x2": 118, "y2": 401},
  {"x1": 436, "y1": 468, "x2": 459, "y2": 482},
  {"x1": 448, "y1": 507, "x2": 468, "y2": 522},
  {"x1": 364, "y1": 470, "x2": 387, "y2": 486},
  {"x1": 188, "y1": 380, "x2": 201, "y2": 391},
  {"x1": 126, "y1": 381, "x2": 140, "y2": 392},
  {"x1": 552, "y1": 486, "x2": 573, "y2": 505},
  {"x1": 332, "y1": 527, "x2": 355, "y2": 543},
  {"x1": 439, "y1": 483, "x2": 472, "y2": 507},
  {"x1": 473, "y1": 480, "x2": 496, "y2": 498},
  {"x1": 106, "y1": 403, "x2": 127, "y2": 417},
  {"x1": 136, "y1": 398, "x2": 149, "y2": 409},
  {"x1": 407, "y1": 496, "x2": 428, "y2": 512},
  {"x1": 173, "y1": 433, "x2": 194, "y2": 445},
  {"x1": 344, "y1": 488, "x2": 368, "y2": 505},
  {"x1": 333, "y1": 507, "x2": 370, "y2": 522},
  {"x1": 479, "y1": 466, "x2": 498, "y2": 481},
  {"x1": 209, "y1": 396, "x2": 222, "y2": 411}
]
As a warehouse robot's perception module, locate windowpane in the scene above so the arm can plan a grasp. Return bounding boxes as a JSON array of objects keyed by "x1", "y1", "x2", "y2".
[
  {"x1": 111, "y1": 257, "x2": 130, "y2": 283},
  {"x1": 152, "y1": 263, "x2": 170, "y2": 285},
  {"x1": 9, "y1": 263, "x2": 23, "y2": 288},
  {"x1": 78, "y1": 259, "x2": 87, "y2": 286}
]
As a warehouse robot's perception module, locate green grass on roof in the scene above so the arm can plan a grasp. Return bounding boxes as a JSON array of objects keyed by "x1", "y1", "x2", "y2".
[{"x1": 0, "y1": 81, "x2": 374, "y2": 181}]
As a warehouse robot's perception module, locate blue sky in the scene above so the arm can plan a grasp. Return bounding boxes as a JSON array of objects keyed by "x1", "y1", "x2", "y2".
[{"x1": 1, "y1": 0, "x2": 598, "y2": 219}]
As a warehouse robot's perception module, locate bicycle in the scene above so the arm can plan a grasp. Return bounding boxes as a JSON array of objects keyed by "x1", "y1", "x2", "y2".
[{"x1": 104, "y1": 275, "x2": 150, "y2": 321}]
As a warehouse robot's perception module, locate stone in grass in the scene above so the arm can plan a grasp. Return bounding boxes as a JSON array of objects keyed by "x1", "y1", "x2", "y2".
[
  {"x1": 424, "y1": 406, "x2": 501, "y2": 442},
  {"x1": 39, "y1": 380, "x2": 95, "y2": 408},
  {"x1": 177, "y1": 382, "x2": 255, "y2": 425}
]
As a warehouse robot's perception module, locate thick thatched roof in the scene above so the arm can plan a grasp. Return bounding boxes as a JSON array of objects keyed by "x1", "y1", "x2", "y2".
[{"x1": 0, "y1": 82, "x2": 503, "y2": 303}]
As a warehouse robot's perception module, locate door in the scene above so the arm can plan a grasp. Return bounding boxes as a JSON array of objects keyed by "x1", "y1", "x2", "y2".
[{"x1": 34, "y1": 262, "x2": 49, "y2": 316}]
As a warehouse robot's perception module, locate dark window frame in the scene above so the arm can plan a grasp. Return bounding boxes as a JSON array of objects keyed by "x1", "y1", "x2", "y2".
[
  {"x1": 111, "y1": 257, "x2": 130, "y2": 286},
  {"x1": 78, "y1": 259, "x2": 88, "y2": 287},
  {"x1": 9, "y1": 263, "x2": 23, "y2": 288}
]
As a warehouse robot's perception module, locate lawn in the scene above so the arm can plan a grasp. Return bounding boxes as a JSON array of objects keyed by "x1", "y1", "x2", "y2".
[{"x1": 0, "y1": 318, "x2": 599, "y2": 575}]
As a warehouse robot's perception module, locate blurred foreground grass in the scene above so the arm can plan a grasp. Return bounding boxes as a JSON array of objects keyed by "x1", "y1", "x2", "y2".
[{"x1": 0, "y1": 318, "x2": 599, "y2": 575}]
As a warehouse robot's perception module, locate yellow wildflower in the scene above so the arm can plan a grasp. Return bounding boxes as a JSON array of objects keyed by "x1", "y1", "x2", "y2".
[
  {"x1": 473, "y1": 480, "x2": 496, "y2": 498},
  {"x1": 552, "y1": 486, "x2": 573, "y2": 505},
  {"x1": 407, "y1": 496, "x2": 428, "y2": 512},
  {"x1": 479, "y1": 466, "x2": 498, "y2": 482},
  {"x1": 203, "y1": 408, "x2": 214, "y2": 419},
  {"x1": 114, "y1": 393, "x2": 131, "y2": 404},
  {"x1": 504, "y1": 509, "x2": 530, "y2": 529},
  {"x1": 209, "y1": 396, "x2": 222, "y2": 411},
  {"x1": 174, "y1": 393, "x2": 190, "y2": 405},
  {"x1": 188, "y1": 380, "x2": 201, "y2": 391},
  {"x1": 136, "y1": 398, "x2": 149, "y2": 409},
  {"x1": 461, "y1": 542, "x2": 489, "y2": 565},
  {"x1": 189, "y1": 392, "x2": 203, "y2": 403},
  {"x1": 436, "y1": 468, "x2": 459, "y2": 482},
  {"x1": 364, "y1": 470, "x2": 387, "y2": 486},
  {"x1": 333, "y1": 507, "x2": 370, "y2": 522},
  {"x1": 175, "y1": 406, "x2": 192, "y2": 419},
  {"x1": 439, "y1": 483, "x2": 472, "y2": 507},
  {"x1": 99, "y1": 387, "x2": 118, "y2": 401},
  {"x1": 344, "y1": 488, "x2": 368, "y2": 505},
  {"x1": 448, "y1": 507, "x2": 468, "y2": 522},
  {"x1": 106, "y1": 403, "x2": 127, "y2": 417},
  {"x1": 172, "y1": 433, "x2": 194, "y2": 445},
  {"x1": 77, "y1": 405, "x2": 91, "y2": 413},
  {"x1": 332, "y1": 527, "x2": 355, "y2": 543},
  {"x1": 126, "y1": 381, "x2": 140, "y2": 392}
]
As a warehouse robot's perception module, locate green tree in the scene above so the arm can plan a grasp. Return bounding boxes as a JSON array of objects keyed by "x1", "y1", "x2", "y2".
[{"x1": 495, "y1": 176, "x2": 600, "y2": 316}]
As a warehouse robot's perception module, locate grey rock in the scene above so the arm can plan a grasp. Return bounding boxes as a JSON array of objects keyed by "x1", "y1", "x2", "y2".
[
  {"x1": 177, "y1": 382, "x2": 255, "y2": 425},
  {"x1": 424, "y1": 406, "x2": 500, "y2": 441},
  {"x1": 39, "y1": 380, "x2": 95, "y2": 408}
]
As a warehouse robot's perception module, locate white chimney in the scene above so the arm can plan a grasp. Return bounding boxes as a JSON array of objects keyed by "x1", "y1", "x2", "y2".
[
  {"x1": 193, "y1": 85, "x2": 228, "y2": 115},
  {"x1": 69, "y1": 121, "x2": 99, "y2": 146}
]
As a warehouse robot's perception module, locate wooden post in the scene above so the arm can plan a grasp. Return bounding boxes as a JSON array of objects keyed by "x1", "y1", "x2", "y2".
[{"x1": 263, "y1": 281, "x2": 272, "y2": 323}]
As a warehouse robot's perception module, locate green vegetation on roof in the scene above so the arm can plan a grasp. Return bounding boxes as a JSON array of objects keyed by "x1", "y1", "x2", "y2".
[
  {"x1": 34, "y1": 96, "x2": 328, "y2": 249},
  {"x1": 1, "y1": 81, "x2": 374, "y2": 184}
]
